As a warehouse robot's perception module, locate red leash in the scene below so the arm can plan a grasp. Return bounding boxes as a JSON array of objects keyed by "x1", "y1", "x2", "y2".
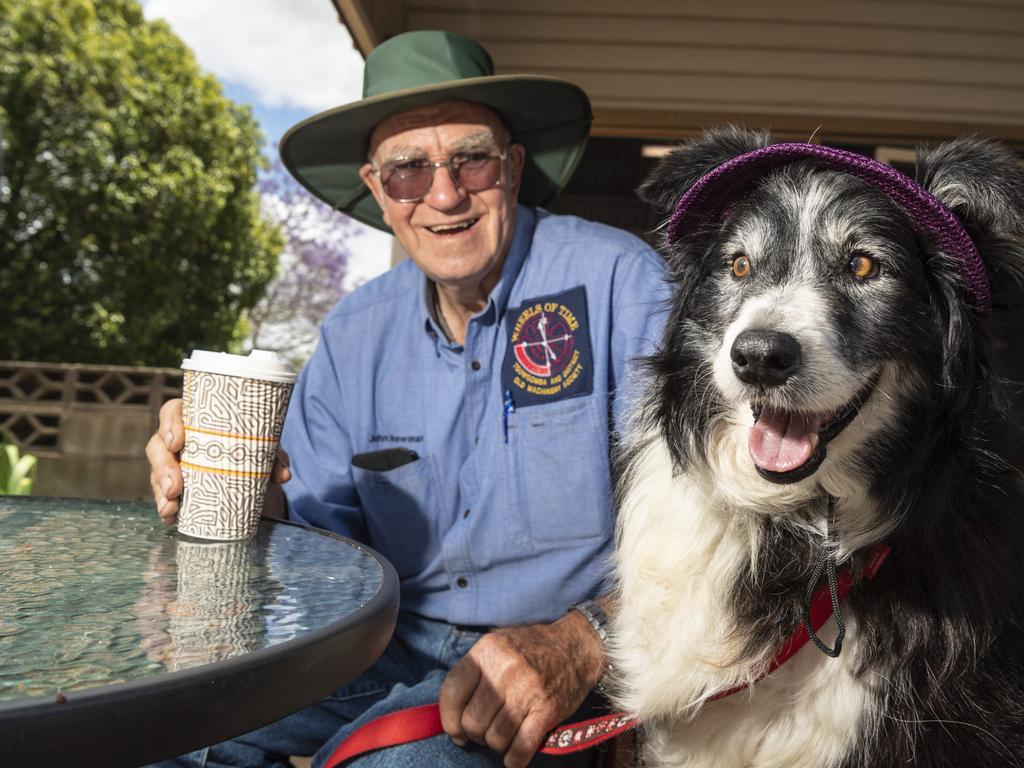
[
  {"x1": 324, "y1": 704, "x2": 444, "y2": 765},
  {"x1": 324, "y1": 544, "x2": 890, "y2": 767}
]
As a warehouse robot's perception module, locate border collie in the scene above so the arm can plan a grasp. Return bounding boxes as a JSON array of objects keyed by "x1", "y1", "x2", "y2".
[{"x1": 610, "y1": 128, "x2": 1024, "y2": 767}]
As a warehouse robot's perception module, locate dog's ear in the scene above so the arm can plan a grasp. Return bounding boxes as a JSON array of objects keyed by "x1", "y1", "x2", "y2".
[
  {"x1": 917, "y1": 137, "x2": 1024, "y2": 434},
  {"x1": 638, "y1": 127, "x2": 770, "y2": 216},
  {"x1": 916, "y1": 137, "x2": 1024, "y2": 282}
]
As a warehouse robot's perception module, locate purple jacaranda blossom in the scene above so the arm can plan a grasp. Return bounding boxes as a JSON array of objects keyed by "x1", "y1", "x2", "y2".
[{"x1": 246, "y1": 158, "x2": 365, "y2": 366}]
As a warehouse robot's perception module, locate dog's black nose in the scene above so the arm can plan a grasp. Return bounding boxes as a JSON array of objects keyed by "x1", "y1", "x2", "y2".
[{"x1": 731, "y1": 330, "x2": 801, "y2": 386}]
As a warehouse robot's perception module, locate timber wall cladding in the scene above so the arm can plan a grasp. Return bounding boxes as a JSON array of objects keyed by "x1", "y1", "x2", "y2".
[
  {"x1": 0, "y1": 362, "x2": 182, "y2": 500},
  {"x1": 402, "y1": 0, "x2": 1024, "y2": 141}
]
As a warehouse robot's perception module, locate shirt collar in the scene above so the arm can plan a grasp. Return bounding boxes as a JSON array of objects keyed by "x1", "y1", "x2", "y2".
[
  {"x1": 420, "y1": 204, "x2": 536, "y2": 340},
  {"x1": 486, "y1": 204, "x2": 535, "y2": 321}
]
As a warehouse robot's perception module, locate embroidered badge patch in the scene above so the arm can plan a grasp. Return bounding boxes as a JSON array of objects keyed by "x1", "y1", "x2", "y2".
[{"x1": 502, "y1": 286, "x2": 593, "y2": 407}]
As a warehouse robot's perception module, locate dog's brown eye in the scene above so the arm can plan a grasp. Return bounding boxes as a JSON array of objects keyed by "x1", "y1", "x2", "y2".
[
  {"x1": 848, "y1": 252, "x2": 879, "y2": 279},
  {"x1": 731, "y1": 254, "x2": 751, "y2": 279}
]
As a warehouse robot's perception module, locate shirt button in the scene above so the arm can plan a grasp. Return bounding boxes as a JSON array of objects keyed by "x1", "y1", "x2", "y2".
[
  {"x1": 457, "y1": 577, "x2": 468, "y2": 588},
  {"x1": 471, "y1": 359, "x2": 481, "y2": 371},
  {"x1": 463, "y1": 509, "x2": 470, "y2": 518}
]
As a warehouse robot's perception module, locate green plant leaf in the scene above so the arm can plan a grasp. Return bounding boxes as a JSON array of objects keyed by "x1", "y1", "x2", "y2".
[
  {"x1": 1, "y1": 444, "x2": 37, "y2": 495},
  {"x1": 0, "y1": 444, "x2": 13, "y2": 490},
  {"x1": 10, "y1": 454, "x2": 37, "y2": 495}
]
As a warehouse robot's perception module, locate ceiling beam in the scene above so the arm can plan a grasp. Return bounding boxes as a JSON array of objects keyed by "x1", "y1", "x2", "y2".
[
  {"x1": 331, "y1": 0, "x2": 406, "y2": 56},
  {"x1": 592, "y1": 108, "x2": 1024, "y2": 148}
]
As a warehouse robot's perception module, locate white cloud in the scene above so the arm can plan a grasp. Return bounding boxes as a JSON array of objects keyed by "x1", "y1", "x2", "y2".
[
  {"x1": 141, "y1": 0, "x2": 393, "y2": 306},
  {"x1": 143, "y1": 0, "x2": 364, "y2": 111}
]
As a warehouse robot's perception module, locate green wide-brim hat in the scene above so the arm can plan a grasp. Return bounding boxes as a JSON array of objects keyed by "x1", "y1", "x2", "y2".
[{"x1": 280, "y1": 31, "x2": 593, "y2": 232}]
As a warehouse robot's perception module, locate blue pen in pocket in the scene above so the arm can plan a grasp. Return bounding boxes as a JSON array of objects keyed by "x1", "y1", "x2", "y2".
[{"x1": 503, "y1": 390, "x2": 516, "y2": 443}]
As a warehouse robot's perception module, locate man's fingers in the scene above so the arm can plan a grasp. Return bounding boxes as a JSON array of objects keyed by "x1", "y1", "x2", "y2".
[
  {"x1": 158, "y1": 468, "x2": 181, "y2": 503},
  {"x1": 145, "y1": 431, "x2": 170, "y2": 470},
  {"x1": 503, "y1": 710, "x2": 552, "y2": 768},
  {"x1": 156, "y1": 497, "x2": 179, "y2": 525},
  {"x1": 147, "y1": 434, "x2": 179, "y2": 493},
  {"x1": 146, "y1": 455, "x2": 181, "y2": 500},
  {"x1": 146, "y1": 413, "x2": 183, "y2": 525},
  {"x1": 271, "y1": 448, "x2": 291, "y2": 484},
  {"x1": 158, "y1": 398, "x2": 185, "y2": 452},
  {"x1": 439, "y1": 659, "x2": 481, "y2": 747},
  {"x1": 149, "y1": 475, "x2": 179, "y2": 525},
  {"x1": 482, "y1": 704, "x2": 520, "y2": 757},
  {"x1": 459, "y1": 680, "x2": 505, "y2": 745},
  {"x1": 149, "y1": 468, "x2": 180, "y2": 525}
]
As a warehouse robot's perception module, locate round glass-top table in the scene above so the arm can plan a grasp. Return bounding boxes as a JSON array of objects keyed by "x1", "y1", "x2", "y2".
[{"x1": 0, "y1": 496, "x2": 399, "y2": 768}]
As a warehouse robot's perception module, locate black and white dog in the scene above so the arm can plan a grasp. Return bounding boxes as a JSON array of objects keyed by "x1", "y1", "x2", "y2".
[{"x1": 610, "y1": 128, "x2": 1024, "y2": 767}]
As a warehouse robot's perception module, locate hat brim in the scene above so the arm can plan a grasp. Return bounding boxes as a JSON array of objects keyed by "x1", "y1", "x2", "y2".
[{"x1": 279, "y1": 75, "x2": 592, "y2": 232}]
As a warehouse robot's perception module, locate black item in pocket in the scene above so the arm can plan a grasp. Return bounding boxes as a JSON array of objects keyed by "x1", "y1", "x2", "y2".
[{"x1": 351, "y1": 447, "x2": 420, "y2": 472}]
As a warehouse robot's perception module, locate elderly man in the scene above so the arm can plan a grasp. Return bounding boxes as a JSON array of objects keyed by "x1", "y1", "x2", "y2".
[{"x1": 147, "y1": 31, "x2": 668, "y2": 768}]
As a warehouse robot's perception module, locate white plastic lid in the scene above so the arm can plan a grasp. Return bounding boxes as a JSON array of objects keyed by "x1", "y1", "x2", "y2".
[{"x1": 180, "y1": 349, "x2": 297, "y2": 383}]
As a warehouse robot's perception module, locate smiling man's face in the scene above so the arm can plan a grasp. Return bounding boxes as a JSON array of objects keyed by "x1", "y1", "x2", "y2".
[{"x1": 359, "y1": 101, "x2": 525, "y2": 298}]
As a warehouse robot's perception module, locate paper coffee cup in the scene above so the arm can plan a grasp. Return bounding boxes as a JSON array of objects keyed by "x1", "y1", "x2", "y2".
[{"x1": 177, "y1": 350, "x2": 296, "y2": 540}]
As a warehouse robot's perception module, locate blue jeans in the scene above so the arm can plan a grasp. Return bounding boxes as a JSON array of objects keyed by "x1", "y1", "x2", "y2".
[{"x1": 152, "y1": 613, "x2": 602, "y2": 767}]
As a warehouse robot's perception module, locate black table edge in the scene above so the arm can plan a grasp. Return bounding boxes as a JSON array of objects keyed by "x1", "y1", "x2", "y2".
[{"x1": 0, "y1": 511, "x2": 400, "y2": 768}]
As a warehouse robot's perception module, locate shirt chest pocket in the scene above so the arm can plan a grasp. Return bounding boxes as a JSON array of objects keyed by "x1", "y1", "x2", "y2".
[
  {"x1": 505, "y1": 397, "x2": 612, "y2": 544},
  {"x1": 352, "y1": 455, "x2": 438, "y2": 578}
]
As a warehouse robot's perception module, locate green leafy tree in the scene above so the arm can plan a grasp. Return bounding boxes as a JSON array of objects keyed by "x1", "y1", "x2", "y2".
[{"x1": 0, "y1": 0, "x2": 282, "y2": 365}]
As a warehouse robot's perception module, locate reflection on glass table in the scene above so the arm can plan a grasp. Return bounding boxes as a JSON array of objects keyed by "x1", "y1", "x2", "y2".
[{"x1": 0, "y1": 496, "x2": 399, "y2": 768}]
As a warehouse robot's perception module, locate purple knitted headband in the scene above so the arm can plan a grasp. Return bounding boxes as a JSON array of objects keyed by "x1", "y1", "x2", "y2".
[{"x1": 666, "y1": 143, "x2": 990, "y2": 315}]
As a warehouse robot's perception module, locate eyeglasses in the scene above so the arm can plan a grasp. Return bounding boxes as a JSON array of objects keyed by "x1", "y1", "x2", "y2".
[{"x1": 371, "y1": 145, "x2": 509, "y2": 203}]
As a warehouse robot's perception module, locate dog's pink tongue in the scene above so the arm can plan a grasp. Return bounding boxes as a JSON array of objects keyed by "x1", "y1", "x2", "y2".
[{"x1": 749, "y1": 407, "x2": 819, "y2": 473}]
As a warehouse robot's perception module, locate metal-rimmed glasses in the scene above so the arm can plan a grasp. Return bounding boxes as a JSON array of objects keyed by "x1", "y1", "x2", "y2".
[{"x1": 370, "y1": 145, "x2": 510, "y2": 203}]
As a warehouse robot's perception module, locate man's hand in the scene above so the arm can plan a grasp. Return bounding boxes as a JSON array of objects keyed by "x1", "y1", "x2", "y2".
[
  {"x1": 438, "y1": 608, "x2": 606, "y2": 768},
  {"x1": 146, "y1": 399, "x2": 187, "y2": 525},
  {"x1": 145, "y1": 398, "x2": 291, "y2": 525}
]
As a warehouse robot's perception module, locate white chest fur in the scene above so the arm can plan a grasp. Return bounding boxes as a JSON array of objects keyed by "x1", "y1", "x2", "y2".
[{"x1": 611, "y1": 437, "x2": 878, "y2": 768}]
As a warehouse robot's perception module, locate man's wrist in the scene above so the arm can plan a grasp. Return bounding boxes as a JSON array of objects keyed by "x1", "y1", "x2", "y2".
[{"x1": 568, "y1": 599, "x2": 612, "y2": 691}]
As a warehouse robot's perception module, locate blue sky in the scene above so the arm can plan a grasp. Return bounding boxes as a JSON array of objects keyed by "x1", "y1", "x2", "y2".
[
  {"x1": 141, "y1": 0, "x2": 393, "y2": 281},
  {"x1": 142, "y1": 0, "x2": 364, "y2": 141},
  {"x1": 221, "y1": 82, "x2": 314, "y2": 148}
]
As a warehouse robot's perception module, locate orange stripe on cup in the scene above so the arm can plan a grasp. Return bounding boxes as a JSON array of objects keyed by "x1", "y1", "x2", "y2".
[
  {"x1": 184, "y1": 425, "x2": 280, "y2": 442},
  {"x1": 180, "y1": 460, "x2": 271, "y2": 479}
]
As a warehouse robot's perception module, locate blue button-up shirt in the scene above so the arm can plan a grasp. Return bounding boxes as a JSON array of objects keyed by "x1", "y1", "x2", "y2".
[{"x1": 281, "y1": 206, "x2": 669, "y2": 626}]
